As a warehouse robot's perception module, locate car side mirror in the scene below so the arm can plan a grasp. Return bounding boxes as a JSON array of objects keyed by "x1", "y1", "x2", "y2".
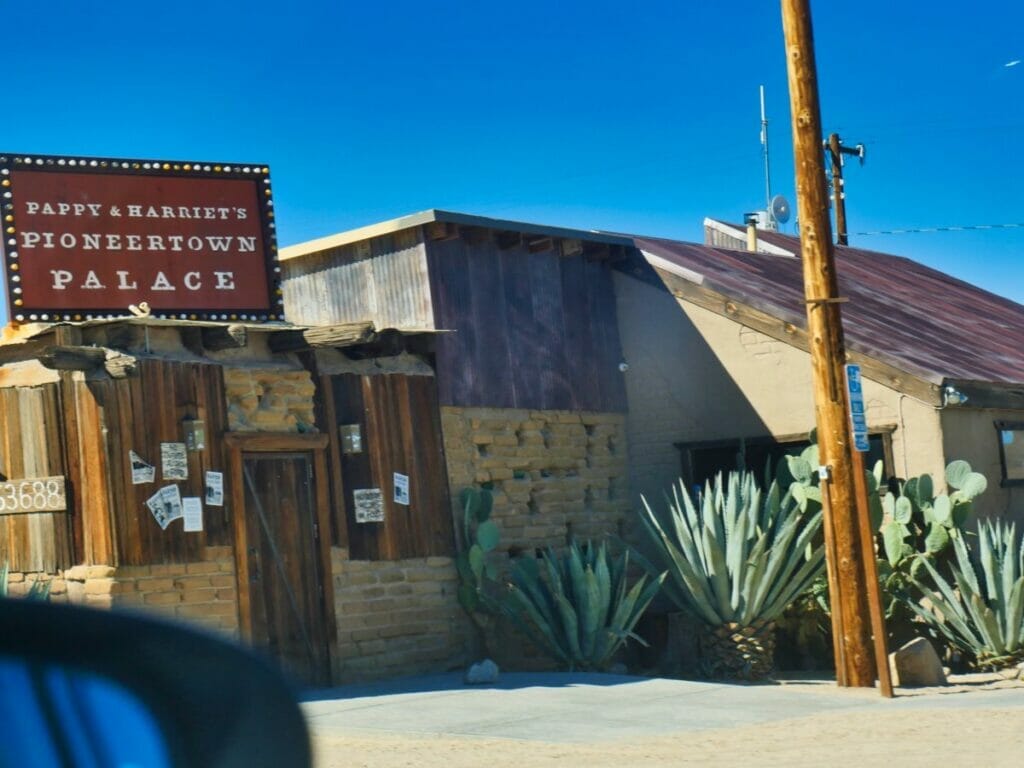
[{"x1": 0, "y1": 598, "x2": 311, "y2": 768}]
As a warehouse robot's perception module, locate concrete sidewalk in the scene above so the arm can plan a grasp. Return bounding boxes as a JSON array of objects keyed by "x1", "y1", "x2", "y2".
[{"x1": 302, "y1": 671, "x2": 1024, "y2": 744}]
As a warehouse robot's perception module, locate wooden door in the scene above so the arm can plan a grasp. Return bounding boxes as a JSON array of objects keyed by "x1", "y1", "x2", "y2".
[{"x1": 226, "y1": 435, "x2": 334, "y2": 686}]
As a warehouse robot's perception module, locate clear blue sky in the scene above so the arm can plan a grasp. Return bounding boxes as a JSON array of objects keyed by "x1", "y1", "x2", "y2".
[{"x1": 2, "y1": 0, "x2": 1022, "y2": 321}]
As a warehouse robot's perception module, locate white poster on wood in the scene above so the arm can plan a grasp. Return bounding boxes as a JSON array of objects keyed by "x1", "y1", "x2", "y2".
[
  {"x1": 129, "y1": 451, "x2": 155, "y2": 484},
  {"x1": 182, "y1": 497, "x2": 204, "y2": 532},
  {"x1": 205, "y1": 471, "x2": 224, "y2": 506},
  {"x1": 354, "y1": 488, "x2": 384, "y2": 523},
  {"x1": 393, "y1": 472, "x2": 410, "y2": 506},
  {"x1": 146, "y1": 485, "x2": 183, "y2": 530},
  {"x1": 161, "y1": 442, "x2": 188, "y2": 480}
]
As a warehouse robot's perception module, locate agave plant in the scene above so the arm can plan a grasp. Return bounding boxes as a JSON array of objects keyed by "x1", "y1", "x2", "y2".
[
  {"x1": 0, "y1": 562, "x2": 52, "y2": 600},
  {"x1": 908, "y1": 519, "x2": 1024, "y2": 669},
  {"x1": 500, "y1": 540, "x2": 664, "y2": 672},
  {"x1": 638, "y1": 469, "x2": 825, "y2": 679}
]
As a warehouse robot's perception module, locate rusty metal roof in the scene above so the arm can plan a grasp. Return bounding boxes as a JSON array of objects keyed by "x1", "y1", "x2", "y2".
[{"x1": 636, "y1": 231, "x2": 1024, "y2": 386}]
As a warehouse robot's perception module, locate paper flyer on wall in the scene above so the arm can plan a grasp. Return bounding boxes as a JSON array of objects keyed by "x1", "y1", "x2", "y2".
[
  {"x1": 161, "y1": 442, "x2": 188, "y2": 480},
  {"x1": 354, "y1": 488, "x2": 384, "y2": 523},
  {"x1": 146, "y1": 485, "x2": 183, "y2": 530},
  {"x1": 129, "y1": 450, "x2": 155, "y2": 484},
  {"x1": 182, "y1": 497, "x2": 204, "y2": 532},
  {"x1": 205, "y1": 471, "x2": 224, "y2": 506},
  {"x1": 393, "y1": 472, "x2": 410, "y2": 505}
]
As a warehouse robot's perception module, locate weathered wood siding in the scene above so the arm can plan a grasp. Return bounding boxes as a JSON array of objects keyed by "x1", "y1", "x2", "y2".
[
  {"x1": 281, "y1": 229, "x2": 434, "y2": 329},
  {"x1": 0, "y1": 385, "x2": 73, "y2": 572},
  {"x1": 427, "y1": 238, "x2": 628, "y2": 412},
  {"x1": 328, "y1": 373, "x2": 453, "y2": 560},
  {"x1": 78, "y1": 360, "x2": 231, "y2": 566}
]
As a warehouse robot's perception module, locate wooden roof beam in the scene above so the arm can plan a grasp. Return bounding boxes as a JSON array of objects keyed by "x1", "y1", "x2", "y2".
[
  {"x1": 495, "y1": 231, "x2": 522, "y2": 250},
  {"x1": 267, "y1": 321, "x2": 377, "y2": 353},
  {"x1": 526, "y1": 236, "x2": 554, "y2": 254},
  {"x1": 425, "y1": 221, "x2": 459, "y2": 241},
  {"x1": 201, "y1": 323, "x2": 248, "y2": 352}
]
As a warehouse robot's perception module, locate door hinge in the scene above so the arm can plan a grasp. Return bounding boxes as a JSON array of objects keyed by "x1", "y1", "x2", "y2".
[{"x1": 313, "y1": 520, "x2": 320, "y2": 540}]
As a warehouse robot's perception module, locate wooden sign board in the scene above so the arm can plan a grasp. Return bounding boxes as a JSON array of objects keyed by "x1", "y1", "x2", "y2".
[
  {"x1": 0, "y1": 153, "x2": 283, "y2": 324},
  {"x1": 0, "y1": 476, "x2": 66, "y2": 515}
]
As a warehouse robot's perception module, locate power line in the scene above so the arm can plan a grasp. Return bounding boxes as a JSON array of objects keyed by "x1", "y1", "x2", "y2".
[{"x1": 856, "y1": 222, "x2": 1024, "y2": 236}]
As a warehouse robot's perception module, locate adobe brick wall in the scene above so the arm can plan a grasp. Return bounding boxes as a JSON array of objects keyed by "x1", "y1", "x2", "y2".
[
  {"x1": 6, "y1": 546, "x2": 239, "y2": 638},
  {"x1": 108, "y1": 546, "x2": 239, "y2": 636},
  {"x1": 440, "y1": 407, "x2": 633, "y2": 554},
  {"x1": 330, "y1": 548, "x2": 470, "y2": 682},
  {"x1": 223, "y1": 367, "x2": 317, "y2": 432}
]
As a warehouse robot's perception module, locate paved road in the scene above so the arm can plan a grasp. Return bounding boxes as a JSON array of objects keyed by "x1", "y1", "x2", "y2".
[{"x1": 303, "y1": 671, "x2": 1024, "y2": 744}]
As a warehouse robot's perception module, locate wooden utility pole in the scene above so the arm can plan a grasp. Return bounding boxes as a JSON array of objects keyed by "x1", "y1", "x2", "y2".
[
  {"x1": 780, "y1": 0, "x2": 890, "y2": 693},
  {"x1": 826, "y1": 133, "x2": 864, "y2": 246}
]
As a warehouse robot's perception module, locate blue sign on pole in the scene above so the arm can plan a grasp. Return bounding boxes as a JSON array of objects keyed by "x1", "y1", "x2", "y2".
[{"x1": 845, "y1": 363, "x2": 870, "y2": 452}]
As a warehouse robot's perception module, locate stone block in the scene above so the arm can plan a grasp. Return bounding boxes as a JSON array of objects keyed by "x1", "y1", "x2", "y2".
[
  {"x1": 174, "y1": 576, "x2": 213, "y2": 589},
  {"x1": 84, "y1": 578, "x2": 116, "y2": 595},
  {"x1": 63, "y1": 565, "x2": 89, "y2": 581},
  {"x1": 143, "y1": 592, "x2": 181, "y2": 605},
  {"x1": 176, "y1": 601, "x2": 236, "y2": 618},
  {"x1": 179, "y1": 588, "x2": 219, "y2": 604},
  {"x1": 149, "y1": 565, "x2": 186, "y2": 577},
  {"x1": 185, "y1": 561, "x2": 222, "y2": 575},
  {"x1": 115, "y1": 565, "x2": 151, "y2": 578},
  {"x1": 137, "y1": 577, "x2": 177, "y2": 592},
  {"x1": 890, "y1": 638, "x2": 947, "y2": 687}
]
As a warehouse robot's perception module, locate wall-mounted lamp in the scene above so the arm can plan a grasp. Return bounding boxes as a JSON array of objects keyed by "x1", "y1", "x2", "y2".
[
  {"x1": 183, "y1": 418, "x2": 206, "y2": 451},
  {"x1": 340, "y1": 424, "x2": 363, "y2": 454},
  {"x1": 943, "y1": 386, "x2": 969, "y2": 407}
]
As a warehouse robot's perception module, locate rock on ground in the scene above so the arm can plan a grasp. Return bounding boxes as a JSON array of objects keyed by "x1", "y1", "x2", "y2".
[
  {"x1": 889, "y1": 637, "x2": 947, "y2": 687},
  {"x1": 465, "y1": 659, "x2": 500, "y2": 685}
]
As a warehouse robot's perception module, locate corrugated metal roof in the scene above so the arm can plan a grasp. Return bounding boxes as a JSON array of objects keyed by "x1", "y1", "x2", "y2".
[{"x1": 637, "y1": 230, "x2": 1024, "y2": 386}]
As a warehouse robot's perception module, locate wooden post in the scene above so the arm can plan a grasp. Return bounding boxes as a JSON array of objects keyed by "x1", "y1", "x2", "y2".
[
  {"x1": 851, "y1": 448, "x2": 894, "y2": 697},
  {"x1": 827, "y1": 133, "x2": 849, "y2": 246},
  {"x1": 780, "y1": 0, "x2": 885, "y2": 689}
]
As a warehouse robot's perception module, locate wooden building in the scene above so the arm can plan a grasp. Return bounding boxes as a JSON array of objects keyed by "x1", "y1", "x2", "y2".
[{"x1": 0, "y1": 316, "x2": 460, "y2": 684}]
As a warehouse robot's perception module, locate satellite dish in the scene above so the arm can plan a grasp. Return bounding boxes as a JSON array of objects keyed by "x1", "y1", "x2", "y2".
[{"x1": 770, "y1": 194, "x2": 792, "y2": 225}]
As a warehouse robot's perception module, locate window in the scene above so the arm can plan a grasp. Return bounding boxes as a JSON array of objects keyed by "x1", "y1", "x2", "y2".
[
  {"x1": 677, "y1": 430, "x2": 894, "y2": 492},
  {"x1": 996, "y1": 421, "x2": 1024, "y2": 486}
]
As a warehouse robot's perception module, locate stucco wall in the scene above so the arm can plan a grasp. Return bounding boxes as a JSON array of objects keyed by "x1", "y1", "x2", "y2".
[
  {"x1": 613, "y1": 273, "x2": 946, "y2": 507},
  {"x1": 940, "y1": 408, "x2": 1024, "y2": 525}
]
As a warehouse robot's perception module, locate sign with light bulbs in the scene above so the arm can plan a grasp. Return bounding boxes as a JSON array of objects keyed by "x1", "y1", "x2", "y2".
[{"x1": 0, "y1": 153, "x2": 283, "y2": 324}]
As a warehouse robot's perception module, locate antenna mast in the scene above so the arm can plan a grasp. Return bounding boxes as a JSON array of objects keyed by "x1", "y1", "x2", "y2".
[{"x1": 760, "y1": 85, "x2": 773, "y2": 225}]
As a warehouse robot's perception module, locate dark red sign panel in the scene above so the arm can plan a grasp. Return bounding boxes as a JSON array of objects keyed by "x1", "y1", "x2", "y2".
[{"x1": 0, "y1": 154, "x2": 281, "y2": 322}]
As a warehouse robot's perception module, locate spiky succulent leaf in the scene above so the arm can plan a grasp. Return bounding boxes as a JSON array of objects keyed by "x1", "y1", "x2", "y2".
[
  {"x1": 906, "y1": 520, "x2": 1024, "y2": 668},
  {"x1": 501, "y1": 541, "x2": 664, "y2": 671},
  {"x1": 639, "y1": 468, "x2": 824, "y2": 629}
]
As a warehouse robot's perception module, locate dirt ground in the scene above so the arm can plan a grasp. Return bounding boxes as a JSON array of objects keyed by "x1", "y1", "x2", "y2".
[
  {"x1": 311, "y1": 673, "x2": 1024, "y2": 768},
  {"x1": 314, "y1": 708, "x2": 1024, "y2": 768}
]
